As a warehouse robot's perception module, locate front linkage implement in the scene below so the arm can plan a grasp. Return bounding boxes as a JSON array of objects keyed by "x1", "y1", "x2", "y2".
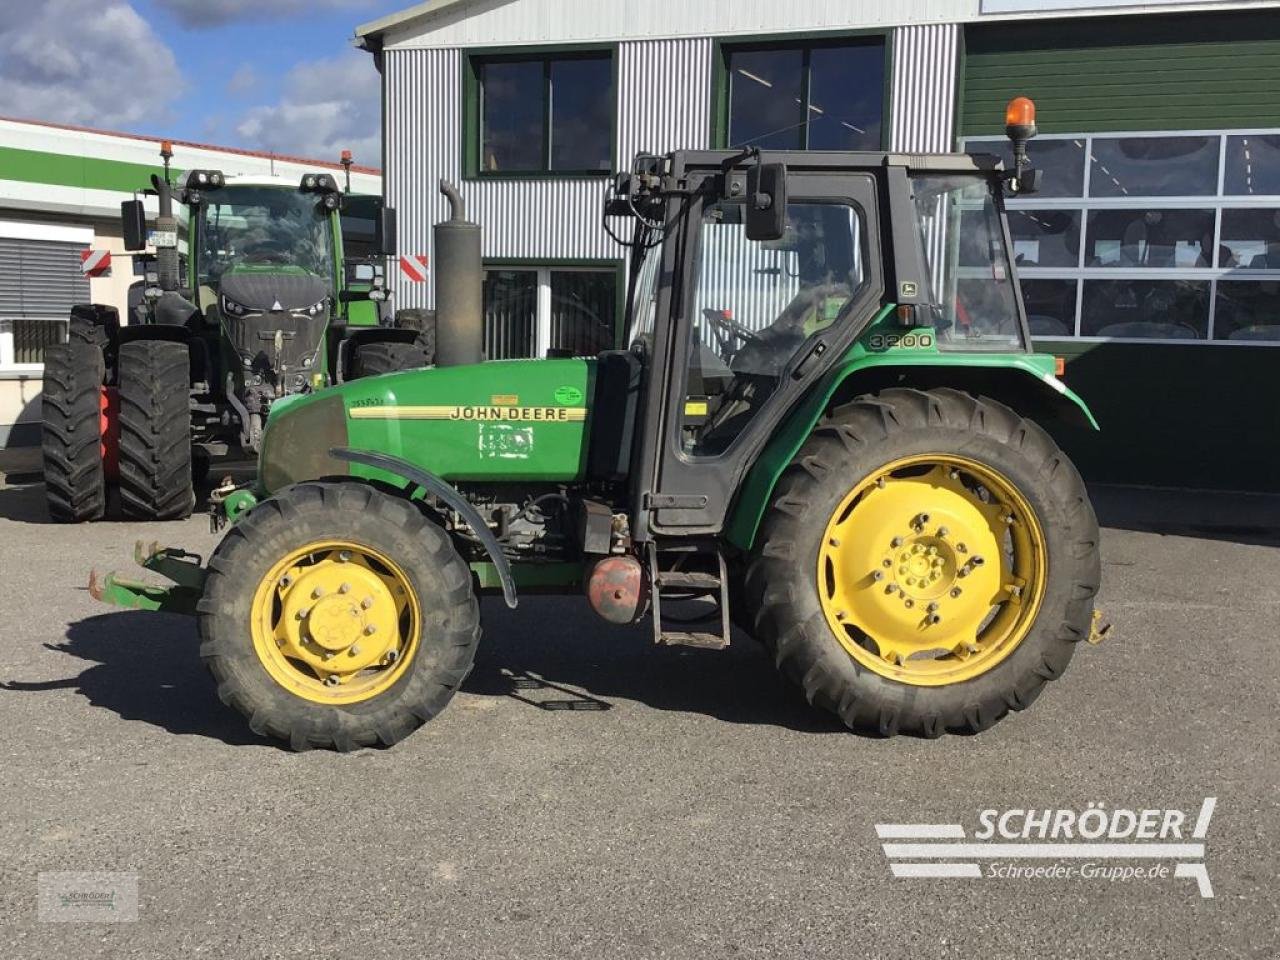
[{"x1": 94, "y1": 99, "x2": 1108, "y2": 750}]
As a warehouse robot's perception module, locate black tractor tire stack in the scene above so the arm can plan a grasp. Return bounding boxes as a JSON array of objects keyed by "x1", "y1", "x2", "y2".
[
  {"x1": 116, "y1": 340, "x2": 195, "y2": 521},
  {"x1": 41, "y1": 343, "x2": 106, "y2": 523},
  {"x1": 350, "y1": 341, "x2": 433, "y2": 379},
  {"x1": 743, "y1": 387, "x2": 1100, "y2": 738}
]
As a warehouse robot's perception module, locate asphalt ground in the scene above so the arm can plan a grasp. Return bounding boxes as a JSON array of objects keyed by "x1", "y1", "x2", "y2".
[{"x1": 0, "y1": 448, "x2": 1276, "y2": 959}]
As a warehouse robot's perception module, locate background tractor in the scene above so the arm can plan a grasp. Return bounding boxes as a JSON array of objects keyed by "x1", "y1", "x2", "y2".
[
  {"x1": 41, "y1": 143, "x2": 433, "y2": 524},
  {"x1": 94, "y1": 99, "x2": 1105, "y2": 751}
]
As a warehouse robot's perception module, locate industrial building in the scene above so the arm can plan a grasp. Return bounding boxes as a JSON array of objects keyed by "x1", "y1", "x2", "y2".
[
  {"x1": 0, "y1": 117, "x2": 380, "y2": 446},
  {"x1": 356, "y1": 0, "x2": 1280, "y2": 492}
]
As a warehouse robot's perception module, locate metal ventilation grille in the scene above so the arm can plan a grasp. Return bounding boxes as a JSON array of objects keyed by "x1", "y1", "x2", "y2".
[{"x1": 0, "y1": 238, "x2": 89, "y2": 318}]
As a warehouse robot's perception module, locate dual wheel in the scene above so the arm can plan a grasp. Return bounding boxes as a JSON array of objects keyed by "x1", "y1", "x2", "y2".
[{"x1": 43, "y1": 339, "x2": 195, "y2": 522}]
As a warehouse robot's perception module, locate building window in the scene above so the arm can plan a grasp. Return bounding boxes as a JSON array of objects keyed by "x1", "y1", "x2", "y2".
[
  {"x1": 0, "y1": 236, "x2": 88, "y2": 368},
  {"x1": 964, "y1": 130, "x2": 1280, "y2": 343},
  {"x1": 472, "y1": 52, "x2": 613, "y2": 175},
  {"x1": 722, "y1": 38, "x2": 885, "y2": 151},
  {"x1": 483, "y1": 265, "x2": 618, "y2": 359}
]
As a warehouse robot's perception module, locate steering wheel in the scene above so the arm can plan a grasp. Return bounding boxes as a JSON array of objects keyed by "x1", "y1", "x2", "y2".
[
  {"x1": 243, "y1": 240, "x2": 290, "y2": 264},
  {"x1": 703, "y1": 308, "x2": 759, "y2": 361}
]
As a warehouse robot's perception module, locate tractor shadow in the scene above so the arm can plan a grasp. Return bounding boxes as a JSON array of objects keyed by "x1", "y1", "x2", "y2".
[
  {"x1": 0, "y1": 611, "x2": 276, "y2": 748},
  {"x1": 465, "y1": 596, "x2": 849, "y2": 735}
]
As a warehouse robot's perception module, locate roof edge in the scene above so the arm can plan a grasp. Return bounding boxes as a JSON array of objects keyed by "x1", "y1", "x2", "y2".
[{"x1": 355, "y1": 0, "x2": 479, "y2": 43}]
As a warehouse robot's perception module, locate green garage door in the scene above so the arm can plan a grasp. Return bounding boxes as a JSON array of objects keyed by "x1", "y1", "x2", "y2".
[
  {"x1": 962, "y1": 13, "x2": 1280, "y2": 135},
  {"x1": 961, "y1": 11, "x2": 1280, "y2": 493}
]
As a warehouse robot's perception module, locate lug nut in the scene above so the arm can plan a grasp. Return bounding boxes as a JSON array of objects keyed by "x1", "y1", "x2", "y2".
[
  {"x1": 279, "y1": 575, "x2": 292, "y2": 588},
  {"x1": 364, "y1": 624, "x2": 377, "y2": 636},
  {"x1": 337, "y1": 551, "x2": 351, "y2": 562},
  {"x1": 829, "y1": 537, "x2": 841, "y2": 548},
  {"x1": 361, "y1": 597, "x2": 374, "y2": 609},
  {"x1": 885, "y1": 584, "x2": 900, "y2": 594},
  {"x1": 873, "y1": 571, "x2": 885, "y2": 581},
  {"x1": 324, "y1": 675, "x2": 340, "y2": 687},
  {"x1": 350, "y1": 644, "x2": 361, "y2": 656},
  {"x1": 298, "y1": 607, "x2": 311, "y2": 619},
  {"x1": 312, "y1": 587, "x2": 325, "y2": 598},
  {"x1": 339, "y1": 583, "x2": 351, "y2": 594},
  {"x1": 949, "y1": 469, "x2": 961, "y2": 480},
  {"x1": 891, "y1": 537, "x2": 904, "y2": 548},
  {"x1": 927, "y1": 602, "x2": 939, "y2": 612},
  {"x1": 882, "y1": 560, "x2": 892, "y2": 569},
  {"x1": 836, "y1": 610, "x2": 847, "y2": 621},
  {"x1": 904, "y1": 599, "x2": 915, "y2": 609},
  {"x1": 950, "y1": 587, "x2": 962, "y2": 598},
  {"x1": 929, "y1": 614, "x2": 942, "y2": 624},
  {"x1": 876, "y1": 476, "x2": 886, "y2": 489},
  {"x1": 384, "y1": 650, "x2": 399, "y2": 665},
  {"x1": 937, "y1": 526, "x2": 949, "y2": 537},
  {"x1": 971, "y1": 556, "x2": 985, "y2": 567}
]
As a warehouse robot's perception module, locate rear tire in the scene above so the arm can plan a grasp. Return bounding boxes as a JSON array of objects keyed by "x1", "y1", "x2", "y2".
[
  {"x1": 350, "y1": 341, "x2": 431, "y2": 378},
  {"x1": 743, "y1": 387, "x2": 1100, "y2": 738},
  {"x1": 394, "y1": 308, "x2": 437, "y2": 362},
  {"x1": 41, "y1": 343, "x2": 106, "y2": 523},
  {"x1": 199, "y1": 481, "x2": 481, "y2": 751},
  {"x1": 117, "y1": 340, "x2": 195, "y2": 520}
]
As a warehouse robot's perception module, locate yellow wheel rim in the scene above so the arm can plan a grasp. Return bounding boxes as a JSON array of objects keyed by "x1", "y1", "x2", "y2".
[
  {"x1": 816, "y1": 455, "x2": 1047, "y2": 686},
  {"x1": 250, "y1": 539, "x2": 421, "y2": 705}
]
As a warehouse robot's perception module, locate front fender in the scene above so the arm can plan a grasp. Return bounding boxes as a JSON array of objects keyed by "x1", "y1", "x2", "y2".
[{"x1": 723, "y1": 352, "x2": 1097, "y2": 551}]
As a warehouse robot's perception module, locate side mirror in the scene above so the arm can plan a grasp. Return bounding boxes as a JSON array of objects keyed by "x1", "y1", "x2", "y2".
[
  {"x1": 121, "y1": 199, "x2": 147, "y2": 251},
  {"x1": 376, "y1": 205, "x2": 397, "y2": 256},
  {"x1": 745, "y1": 163, "x2": 787, "y2": 242}
]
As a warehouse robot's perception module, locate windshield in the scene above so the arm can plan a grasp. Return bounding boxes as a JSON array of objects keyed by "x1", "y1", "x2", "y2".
[
  {"x1": 911, "y1": 175, "x2": 1026, "y2": 351},
  {"x1": 197, "y1": 186, "x2": 335, "y2": 284}
]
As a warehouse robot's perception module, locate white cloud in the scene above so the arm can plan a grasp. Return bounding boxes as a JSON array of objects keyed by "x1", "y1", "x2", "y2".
[
  {"x1": 226, "y1": 63, "x2": 258, "y2": 96},
  {"x1": 155, "y1": 0, "x2": 374, "y2": 27},
  {"x1": 234, "y1": 52, "x2": 381, "y2": 166},
  {"x1": 0, "y1": 0, "x2": 183, "y2": 129}
]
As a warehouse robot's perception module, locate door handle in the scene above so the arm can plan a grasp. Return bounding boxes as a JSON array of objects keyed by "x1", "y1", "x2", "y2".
[{"x1": 791, "y1": 339, "x2": 829, "y2": 380}]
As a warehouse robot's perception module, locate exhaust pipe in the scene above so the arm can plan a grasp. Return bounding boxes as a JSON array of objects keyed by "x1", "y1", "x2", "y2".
[{"x1": 433, "y1": 179, "x2": 483, "y2": 367}]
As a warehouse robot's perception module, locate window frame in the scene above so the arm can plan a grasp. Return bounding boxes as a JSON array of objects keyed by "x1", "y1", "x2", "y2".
[
  {"x1": 711, "y1": 30, "x2": 893, "y2": 152},
  {"x1": 463, "y1": 46, "x2": 618, "y2": 180},
  {"x1": 963, "y1": 126, "x2": 1280, "y2": 346},
  {"x1": 481, "y1": 259, "x2": 625, "y2": 358}
]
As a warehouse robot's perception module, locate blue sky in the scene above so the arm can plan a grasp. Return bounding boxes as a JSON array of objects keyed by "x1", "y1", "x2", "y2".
[{"x1": 0, "y1": 0, "x2": 412, "y2": 168}]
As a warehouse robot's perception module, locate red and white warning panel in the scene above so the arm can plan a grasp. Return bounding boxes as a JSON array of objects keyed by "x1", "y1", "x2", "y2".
[
  {"x1": 80, "y1": 249, "x2": 112, "y2": 277},
  {"x1": 399, "y1": 254, "x2": 429, "y2": 283}
]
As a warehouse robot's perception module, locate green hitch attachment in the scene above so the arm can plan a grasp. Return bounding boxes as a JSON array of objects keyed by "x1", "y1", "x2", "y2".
[{"x1": 88, "y1": 541, "x2": 207, "y2": 615}]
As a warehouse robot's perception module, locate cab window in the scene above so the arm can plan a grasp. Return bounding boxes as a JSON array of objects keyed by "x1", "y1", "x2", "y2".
[{"x1": 682, "y1": 200, "x2": 866, "y2": 456}]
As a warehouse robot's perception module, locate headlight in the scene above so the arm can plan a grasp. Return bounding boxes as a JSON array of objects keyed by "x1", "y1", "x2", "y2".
[
  {"x1": 299, "y1": 298, "x2": 328, "y2": 317},
  {"x1": 221, "y1": 294, "x2": 251, "y2": 317}
]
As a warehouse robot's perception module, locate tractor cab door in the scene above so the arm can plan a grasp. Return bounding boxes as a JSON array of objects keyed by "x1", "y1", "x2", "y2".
[{"x1": 643, "y1": 172, "x2": 884, "y2": 535}]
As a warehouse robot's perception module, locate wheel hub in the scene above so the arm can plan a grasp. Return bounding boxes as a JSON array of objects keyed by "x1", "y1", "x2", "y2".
[
  {"x1": 817, "y1": 456, "x2": 1046, "y2": 686},
  {"x1": 250, "y1": 541, "x2": 418, "y2": 704}
]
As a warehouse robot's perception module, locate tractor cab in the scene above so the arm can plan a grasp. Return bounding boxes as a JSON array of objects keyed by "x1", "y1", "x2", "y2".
[{"x1": 609, "y1": 142, "x2": 1046, "y2": 541}]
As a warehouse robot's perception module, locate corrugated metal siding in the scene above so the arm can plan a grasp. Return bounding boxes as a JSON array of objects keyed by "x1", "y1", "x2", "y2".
[
  {"x1": 617, "y1": 38, "x2": 713, "y2": 162},
  {"x1": 962, "y1": 11, "x2": 1280, "y2": 135},
  {"x1": 890, "y1": 23, "x2": 960, "y2": 153},
  {"x1": 384, "y1": 40, "x2": 714, "y2": 308}
]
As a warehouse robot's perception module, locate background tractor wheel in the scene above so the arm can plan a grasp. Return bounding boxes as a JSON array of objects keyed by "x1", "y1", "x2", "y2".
[
  {"x1": 350, "y1": 341, "x2": 432, "y2": 379},
  {"x1": 41, "y1": 342, "x2": 106, "y2": 523},
  {"x1": 117, "y1": 340, "x2": 195, "y2": 521},
  {"x1": 199, "y1": 481, "x2": 481, "y2": 751},
  {"x1": 743, "y1": 387, "x2": 1100, "y2": 738},
  {"x1": 394, "y1": 307, "x2": 437, "y2": 362}
]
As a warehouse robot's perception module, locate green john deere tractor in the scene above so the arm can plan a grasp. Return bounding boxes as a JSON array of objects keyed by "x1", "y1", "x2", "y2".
[
  {"x1": 41, "y1": 144, "x2": 431, "y2": 524},
  {"x1": 93, "y1": 99, "x2": 1106, "y2": 750}
]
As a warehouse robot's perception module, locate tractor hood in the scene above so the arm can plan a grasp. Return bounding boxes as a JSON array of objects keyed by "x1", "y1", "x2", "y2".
[{"x1": 219, "y1": 269, "x2": 329, "y2": 313}]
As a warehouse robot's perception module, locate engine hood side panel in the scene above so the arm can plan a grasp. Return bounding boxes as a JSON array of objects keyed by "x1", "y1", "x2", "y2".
[{"x1": 258, "y1": 358, "x2": 596, "y2": 491}]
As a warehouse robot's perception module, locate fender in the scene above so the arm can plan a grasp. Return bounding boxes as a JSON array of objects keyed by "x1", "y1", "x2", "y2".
[
  {"x1": 723, "y1": 351, "x2": 1098, "y2": 551},
  {"x1": 329, "y1": 447, "x2": 518, "y2": 609}
]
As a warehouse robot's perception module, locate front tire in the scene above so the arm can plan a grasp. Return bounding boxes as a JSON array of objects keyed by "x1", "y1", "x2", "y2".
[
  {"x1": 743, "y1": 388, "x2": 1100, "y2": 737},
  {"x1": 198, "y1": 481, "x2": 481, "y2": 751},
  {"x1": 117, "y1": 340, "x2": 195, "y2": 520},
  {"x1": 41, "y1": 343, "x2": 106, "y2": 522}
]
